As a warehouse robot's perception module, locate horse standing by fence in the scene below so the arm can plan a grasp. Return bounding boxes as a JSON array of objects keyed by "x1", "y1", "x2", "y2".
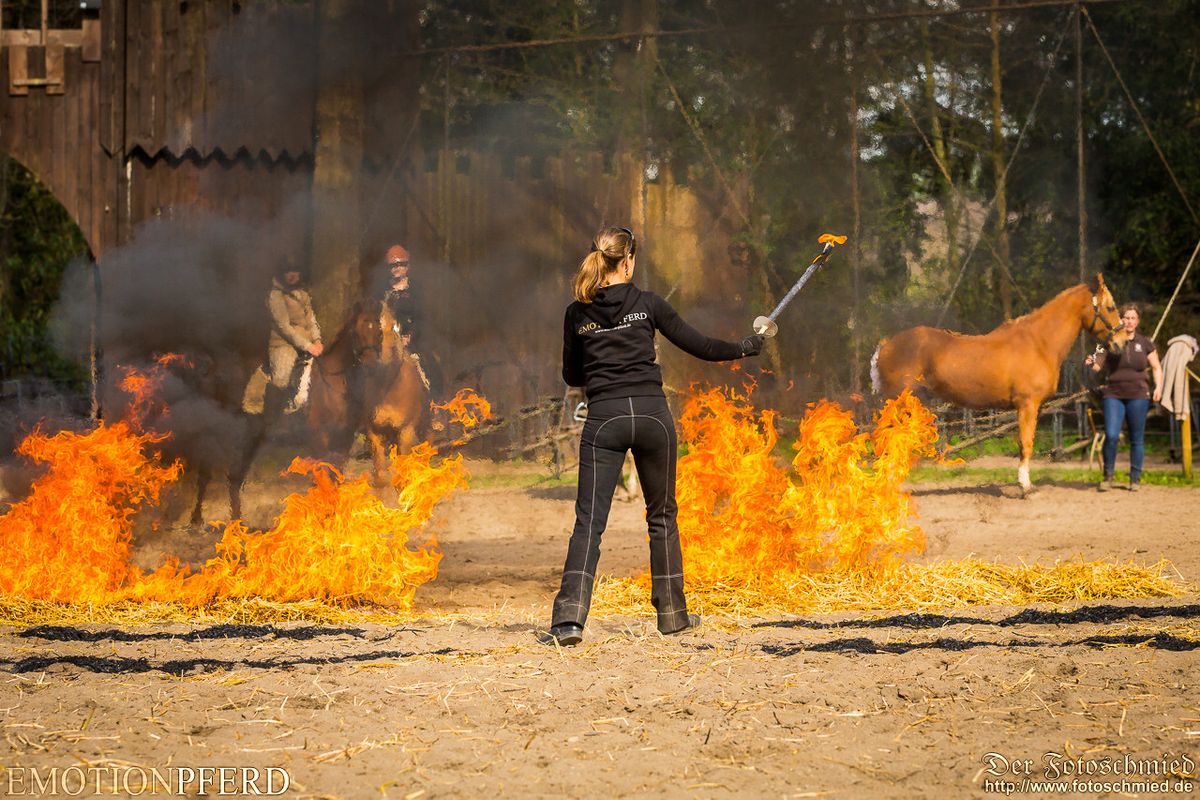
[{"x1": 871, "y1": 274, "x2": 1129, "y2": 494}]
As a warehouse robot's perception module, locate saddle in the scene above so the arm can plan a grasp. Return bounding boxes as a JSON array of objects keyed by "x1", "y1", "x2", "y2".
[{"x1": 239, "y1": 358, "x2": 311, "y2": 415}]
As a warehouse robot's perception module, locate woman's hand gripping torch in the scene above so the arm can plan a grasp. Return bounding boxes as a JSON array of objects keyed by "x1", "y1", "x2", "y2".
[{"x1": 752, "y1": 233, "x2": 847, "y2": 338}]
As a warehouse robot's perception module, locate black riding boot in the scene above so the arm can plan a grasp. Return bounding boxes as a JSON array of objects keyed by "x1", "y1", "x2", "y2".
[{"x1": 262, "y1": 384, "x2": 288, "y2": 427}]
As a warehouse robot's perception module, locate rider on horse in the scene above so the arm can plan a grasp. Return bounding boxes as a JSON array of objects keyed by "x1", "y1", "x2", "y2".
[
  {"x1": 380, "y1": 244, "x2": 443, "y2": 401},
  {"x1": 256, "y1": 261, "x2": 323, "y2": 421}
]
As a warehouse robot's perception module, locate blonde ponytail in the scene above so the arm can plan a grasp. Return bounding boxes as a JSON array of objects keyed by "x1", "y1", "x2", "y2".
[
  {"x1": 572, "y1": 227, "x2": 636, "y2": 303},
  {"x1": 573, "y1": 250, "x2": 609, "y2": 303}
]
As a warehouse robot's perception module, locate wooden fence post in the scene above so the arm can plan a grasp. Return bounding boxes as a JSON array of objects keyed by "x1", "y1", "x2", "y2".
[{"x1": 1183, "y1": 373, "x2": 1193, "y2": 479}]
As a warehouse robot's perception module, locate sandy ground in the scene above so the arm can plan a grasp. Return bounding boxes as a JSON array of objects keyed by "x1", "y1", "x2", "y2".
[{"x1": 2, "y1": 454, "x2": 1199, "y2": 798}]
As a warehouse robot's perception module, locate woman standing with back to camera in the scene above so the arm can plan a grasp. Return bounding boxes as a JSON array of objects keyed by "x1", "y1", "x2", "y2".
[{"x1": 544, "y1": 226, "x2": 764, "y2": 646}]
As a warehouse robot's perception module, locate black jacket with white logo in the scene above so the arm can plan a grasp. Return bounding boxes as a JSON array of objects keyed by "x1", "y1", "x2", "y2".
[{"x1": 562, "y1": 283, "x2": 744, "y2": 401}]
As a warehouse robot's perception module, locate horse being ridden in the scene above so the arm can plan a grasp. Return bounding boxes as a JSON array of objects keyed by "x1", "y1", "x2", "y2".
[
  {"x1": 128, "y1": 353, "x2": 259, "y2": 526},
  {"x1": 362, "y1": 302, "x2": 432, "y2": 487},
  {"x1": 305, "y1": 300, "x2": 431, "y2": 487},
  {"x1": 870, "y1": 274, "x2": 1129, "y2": 494},
  {"x1": 306, "y1": 301, "x2": 380, "y2": 462},
  {"x1": 172, "y1": 297, "x2": 430, "y2": 523},
  {"x1": 138, "y1": 298, "x2": 422, "y2": 526}
]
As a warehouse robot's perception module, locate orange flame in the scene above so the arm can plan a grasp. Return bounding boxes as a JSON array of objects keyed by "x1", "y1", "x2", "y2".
[
  {"x1": 432, "y1": 388, "x2": 494, "y2": 429},
  {"x1": 116, "y1": 353, "x2": 192, "y2": 432},
  {"x1": 117, "y1": 366, "x2": 167, "y2": 432},
  {"x1": 674, "y1": 386, "x2": 939, "y2": 590},
  {"x1": 1, "y1": 364, "x2": 465, "y2": 610},
  {"x1": 138, "y1": 445, "x2": 463, "y2": 608},
  {"x1": 0, "y1": 423, "x2": 182, "y2": 602}
]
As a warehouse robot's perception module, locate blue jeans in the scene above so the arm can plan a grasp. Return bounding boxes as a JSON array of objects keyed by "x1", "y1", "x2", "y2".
[{"x1": 1102, "y1": 397, "x2": 1149, "y2": 482}]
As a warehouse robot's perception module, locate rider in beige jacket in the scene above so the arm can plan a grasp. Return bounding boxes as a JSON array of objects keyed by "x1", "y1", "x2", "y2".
[{"x1": 264, "y1": 267, "x2": 322, "y2": 418}]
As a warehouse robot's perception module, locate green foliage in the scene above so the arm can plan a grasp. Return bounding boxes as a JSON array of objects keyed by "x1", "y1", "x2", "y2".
[
  {"x1": 4, "y1": 2, "x2": 1194, "y2": 398},
  {"x1": 0, "y1": 157, "x2": 89, "y2": 385},
  {"x1": 1088, "y1": 0, "x2": 1200, "y2": 335},
  {"x1": 413, "y1": 1, "x2": 1199, "y2": 396}
]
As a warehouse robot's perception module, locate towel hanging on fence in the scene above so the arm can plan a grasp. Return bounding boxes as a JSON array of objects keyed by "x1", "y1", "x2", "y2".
[{"x1": 1160, "y1": 334, "x2": 1198, "y2": 420}]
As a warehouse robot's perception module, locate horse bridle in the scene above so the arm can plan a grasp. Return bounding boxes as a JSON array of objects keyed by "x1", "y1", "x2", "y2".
[
  {"x1": 1090, "y1": 294, "x2": 1124, "y2": 344},
  {"x1": 313, "y1": 311, "x2": 381, "y2": 384},
  {"x1": 354, "y1": 326, "x2": 382, "y2": 364}
]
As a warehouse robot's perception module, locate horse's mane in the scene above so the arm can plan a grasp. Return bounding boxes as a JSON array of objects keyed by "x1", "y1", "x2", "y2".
[
  {"x1": 323, "y1": 302, "x2": 367, "y2": 361},
  {"x1": 932, "y1": 282, "x2": 1090, "y2": 337},
  {"x1": 993, "y1": 283, "x2": 1089, "y2": 331}
]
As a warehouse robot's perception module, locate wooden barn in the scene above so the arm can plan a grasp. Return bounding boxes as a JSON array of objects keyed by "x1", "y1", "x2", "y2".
[{"x1": 0, "y1": 0, "x2": 742, "y2": 425}]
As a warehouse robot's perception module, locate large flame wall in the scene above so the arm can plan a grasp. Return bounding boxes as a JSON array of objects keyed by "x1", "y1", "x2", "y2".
[
  {"x1": 675, "y1": 387, "x2": 939, "y2": 589},
  {"x1": 0, "y1": 425, "x2": 462, "y2": 610},
  {"x1": 0, "y1": 423, "x2": 181, "y2": 603}
]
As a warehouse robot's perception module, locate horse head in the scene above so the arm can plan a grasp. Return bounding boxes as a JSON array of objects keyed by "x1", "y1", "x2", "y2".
[
  {"x1": 1084, "y1": 274, "x2": 1130, "y2": 352},
  {"x1": 350, "y1": 302, "x2": 383, "y2": 367}
]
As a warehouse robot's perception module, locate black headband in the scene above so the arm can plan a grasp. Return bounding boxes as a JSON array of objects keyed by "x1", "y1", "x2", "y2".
[{"x1": 590, "y1": 227, "x2": 637, "y2": 257}]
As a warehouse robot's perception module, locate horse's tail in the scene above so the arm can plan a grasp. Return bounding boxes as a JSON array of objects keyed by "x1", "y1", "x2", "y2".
[{"x1": 870, "y1": 341, "x2": 884, "y2": 396}]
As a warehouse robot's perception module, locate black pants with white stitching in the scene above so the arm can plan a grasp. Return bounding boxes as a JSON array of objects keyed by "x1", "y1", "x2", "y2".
[{"x1": 551, "y1": 395, "x2": 690, "y2": 634}]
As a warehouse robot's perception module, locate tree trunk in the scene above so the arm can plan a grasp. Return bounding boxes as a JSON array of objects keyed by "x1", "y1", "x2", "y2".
[
  {"x1": 990, "y1": 8, "x2": 1013, "y2": 320},
  {"x1": 617, "y1": 0, "x2": 657, "y2": 242},
  {"x1": 847, "y1": 27, "x2": 863, "y2": 395},
  {"x1": 360, "y1": 0, "x2": 422, "y2": 269},
  {"x1": 310, "y1": 0, "x2": 366, "y2": 337},
  {"x1": 921, "y1": 18, "x2": 958, "y2": 284},
  {"x1": 1075, "y1": 4, "x2": 1087, "y2": 282},
  {"x1": 0, "y1": 157, "x2": 9, "y2": 314}
]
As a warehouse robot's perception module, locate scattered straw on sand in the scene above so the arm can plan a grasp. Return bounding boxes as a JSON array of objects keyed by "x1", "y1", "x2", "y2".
[
  {"x1": 592, "y1": 558, "x2": 1191, "y2": 618},
  {"x1": 0, "y1": 559, "x2": 1189, "y2": 628}
]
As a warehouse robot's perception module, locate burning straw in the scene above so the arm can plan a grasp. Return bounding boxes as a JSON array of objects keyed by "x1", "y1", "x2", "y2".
[
  {"x1": 0, "y1": 422, "x2": 182, "y2": 604},
  {"x1": 0, "y1": 361, "x2": 467, "y2": 622},
  {"x1": 433, "y1": 388, "x2": 494, "y2": 430},
  {"x1": 676, "y1": 386, "x2": 936, "y2": 584},
  {"x1": 593, "y1": 386, "x2": 1189, "y2": 617},
  {"x1": 133, "y1": 449, "x2": 461, "y2": 609}
]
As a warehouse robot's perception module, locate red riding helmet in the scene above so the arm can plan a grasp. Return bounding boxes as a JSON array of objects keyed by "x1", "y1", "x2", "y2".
[{"x1": 386, "y1": 244, "x2": 409, "y2": 265}]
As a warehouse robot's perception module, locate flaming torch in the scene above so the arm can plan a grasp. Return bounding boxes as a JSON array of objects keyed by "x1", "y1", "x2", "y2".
[{"x1": 752, "y1": 233, "x2": 847, "y2": 338}]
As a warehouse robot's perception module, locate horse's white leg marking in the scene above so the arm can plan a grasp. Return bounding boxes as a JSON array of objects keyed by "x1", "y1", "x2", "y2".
[
  {"x1": 1016, "y1": 402, "x2": 1038, "y2": 494},
  {"x1": 870, "y1": 345, "x2": 882, "y2": 395}
]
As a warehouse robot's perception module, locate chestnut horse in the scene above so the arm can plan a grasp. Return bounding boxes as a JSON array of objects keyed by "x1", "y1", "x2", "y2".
[
  {"x1": 362, "y1": 304, "x2": 432, "y2": 486},
  {"x1": 307, "y1": 301, "x2": 381, "y2": 461},
  {"x1": 307, "y1": 301, "x2": 431, "y2": 487},
  {"x1": 871, "y1": 274, "x2": 1128, "y2": 494}
]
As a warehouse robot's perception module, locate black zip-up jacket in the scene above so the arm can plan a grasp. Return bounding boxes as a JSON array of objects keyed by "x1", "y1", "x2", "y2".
[{"x1": 562, "y1": 283, "x2": 744, "y2": 401}]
